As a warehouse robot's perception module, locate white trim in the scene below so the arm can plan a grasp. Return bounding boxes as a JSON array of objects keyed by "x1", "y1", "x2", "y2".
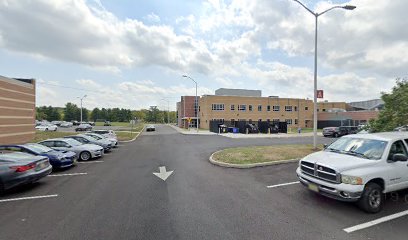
[
  {"x1": 48, "y1": 173, "x2": 88, "y2": 177},
  {"x1": 0, "y1": 194, "x2": 58, "y2": 203},
  {"x1": 344, "y1": 210, "x2": 408, "y2": 233},
  {"x1": 266, "y1": 181, "x2": 300, "y2": 188}
]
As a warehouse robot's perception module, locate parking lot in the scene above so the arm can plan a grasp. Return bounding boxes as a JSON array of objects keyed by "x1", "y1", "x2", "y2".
[{"x1": 1, "y1": 125, "x2": 407, "y2": 240}]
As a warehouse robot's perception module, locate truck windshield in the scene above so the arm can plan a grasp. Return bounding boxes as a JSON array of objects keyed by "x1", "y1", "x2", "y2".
[{"x1": 326, "y1": 137, "x2": 387, "y2": 160}]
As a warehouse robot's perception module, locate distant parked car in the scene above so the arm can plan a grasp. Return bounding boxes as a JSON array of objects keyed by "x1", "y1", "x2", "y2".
[
  {"x1": 84, "y1": 133, "x2": 118, "y2": 148},
  {"x1": 64, "y1": 134, "x2": 112, "y2": 152},
  {"x1": 60, "y1": 121, "x2": 73, "y2": 128},
  {"x1": 394, "y1": 125, "x2": 408, "y2": 132},
  {"x1": 36, "y1": 124, "x2": 58, "y2": 131},
  {"x1": 91, "y1": 130, "x2": 117, "y2": 140},
  {"x1": 75, "y1": 124, "x2": 92, "y2": 132},
  {"x1": 38, "y1": 138, "x2": 104, "y2": 161},
  {"x1": 72, "y1": 121, "x2": 80, "y2": 126},
  {"x1": 323, "y1": 126, "x2": 358, "y2": 138},
  {"x1": 246, "y1": 124, "x2": 259, "y2": 133},
  {"x1": 86, "y1": 121, "x2": 95, "y2": 126},
  {"x1": 0, "y1": 144, "x2": 76, "y2": 169},
  {"x1": 0, "y1": 151, "x2": 52, "y2": 195},
  {"x1": 146, "y1": 125, "x2": 156, "y2": 132},
  {"x1": 51, "y1": 121, "x2": 62, "y2": 126},
  {"x1": 104, "y1": 121, "x2": 112, "y2": 126}
]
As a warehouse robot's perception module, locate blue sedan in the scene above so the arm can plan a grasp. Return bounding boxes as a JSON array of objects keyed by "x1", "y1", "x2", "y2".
[{"x1": 0, "y1": 144, "x2": 77, "y2": 169}]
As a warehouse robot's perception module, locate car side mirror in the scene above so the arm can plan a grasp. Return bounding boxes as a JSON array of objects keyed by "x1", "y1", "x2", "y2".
[{"x1": 392, "y1": 153, "x2": 408, "y2": 162}]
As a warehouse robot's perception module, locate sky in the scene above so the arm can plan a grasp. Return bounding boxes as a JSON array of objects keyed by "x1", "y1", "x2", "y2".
[{"x1": 0, "y1": 0, "x2": 406, "y2": 111}]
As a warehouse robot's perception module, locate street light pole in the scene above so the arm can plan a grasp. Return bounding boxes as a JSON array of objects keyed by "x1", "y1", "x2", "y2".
[
  {"x1": 182, "y1": 75, "x2": 199, "y2": 133},
  {"x1": 161, "y1": 98, "x2": 170, "y2": 124},
  {"x1": 291, "y1": 0, "x2": 356, "y2": 149},
  {"x1": 77, "y1": 95, "x2": 87, "y2": 123}
]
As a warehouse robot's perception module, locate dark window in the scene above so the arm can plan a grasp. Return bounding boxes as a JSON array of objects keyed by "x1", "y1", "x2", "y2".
[
  {"x1": 305, "y1": 106, "x2": 309, "y2": 111},
  {"x1": 267, "y1": 105, "x2": 271, "y2": 111},
  {"x1": 389, "y1": 140, "x2": 408, "y2": 160},
  {"x1": 230, "y1": 104, "x2": 235, "y2": 111},
  {"x1": 273, "y1": 105, "x2": 280, "y2": 111},
  {"x1": 249, "y1": 105, "x2": 253, "y2": 111},
  {"x1": 258, "y1": 105, "x2": 262, "y2": 111},
  {"x1": 294, "y1": 106, "x2": 298, "y2": 111}
]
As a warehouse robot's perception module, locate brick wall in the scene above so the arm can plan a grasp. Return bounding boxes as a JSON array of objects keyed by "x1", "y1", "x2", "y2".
[{"x1": 0, "y1": 76, "x2": 36, "y2": 144}]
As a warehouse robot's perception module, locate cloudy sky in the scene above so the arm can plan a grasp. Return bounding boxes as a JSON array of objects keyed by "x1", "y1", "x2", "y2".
[{"x1": 0, "y1": 0, "x2": 406, "y2": 110}]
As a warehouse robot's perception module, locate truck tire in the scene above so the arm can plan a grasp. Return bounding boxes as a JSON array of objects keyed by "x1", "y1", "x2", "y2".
[{"x1": 358, "y1": 182, "x2": 384, "y2": 213}]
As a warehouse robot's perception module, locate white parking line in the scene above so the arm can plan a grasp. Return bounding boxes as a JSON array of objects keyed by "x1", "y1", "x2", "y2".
[
  {"x1": 344, "y1": 209, "x2": 408, "y2": 233},
  {"x1": 77, "y1": 161, "x2": 104, "y2": 164},
  {"x1": 266, "y1": 181, "x2": 300, "y2": 188},
  {"x1": 0, "y1": 194, "x2": 59, "y2": 203},
  {"x1": 48, "y1": 173, "x2": 88, "y2": 177}
]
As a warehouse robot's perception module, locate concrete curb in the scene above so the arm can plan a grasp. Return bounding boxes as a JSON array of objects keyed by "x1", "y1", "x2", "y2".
[
  {"x1": 168, "y1": 124, "x2": 216, "y2": 135},
  {"x1": 118, "y1": 126, "x2": 145, "y2": 143},
  {"x1": 209, "y1": 150, "x2": 299, "y2": 169}
]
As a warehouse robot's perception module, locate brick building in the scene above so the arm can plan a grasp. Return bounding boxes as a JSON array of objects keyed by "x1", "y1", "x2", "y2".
[
  {"x1": 176, "y1": 96, "x2": 199, "y2": 128},
  {"x1": 0, "y1": 75, "x2": 36, "y2": 144}
]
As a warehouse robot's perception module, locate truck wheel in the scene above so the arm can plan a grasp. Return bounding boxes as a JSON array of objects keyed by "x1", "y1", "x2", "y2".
[{"x1": 358, "y1": 182, "x2": 384, "y2": 213}]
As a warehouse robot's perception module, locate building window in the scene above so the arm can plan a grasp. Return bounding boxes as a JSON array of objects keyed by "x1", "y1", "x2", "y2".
[
  {"x1": 267, "y1": 105, "x2": 271, "y2": 111},
  {"x1": 238, "y1": 105, "x2": 246, "y2": 111},
  {"x1": 230, "y1": 104, "x2": 235, "y2": 111},
  {"x1": 272, "y1": 119, "x2": 280, "y2": 124},
  {"x1": 273, "y1": 105, "x2": 280, "y2": 111},
  {"x1": 249, "y1": 119, "x2": 252, "y2": 124},
  {"x1": 294, "y1": 106, "x2": 298, "y2": 112},
  {"x1": 199, "y1": 106, "x2": 200, "y2": 112},
  {"x1": 285, "y1": 106, "x2": 292, "y2": 112},
  {"x1": 258, "y1": 105, "x2": 262, "y2": 111},
  {"x1": 249, "y1": 105, "x2": 253, "y2": 111},
  {"x1": 317, "y1": 109, "x2": 319, "y2": 112},
  {"x1": 267, "y1": 119, "x2": 270, "y2": 123},
  {"x1": 231, "y1": 119, "x2": 235, "y2": 125},
  {"x1": 295, "y1": 119, "x2": 298, "y2": 125},
  {"x1": 211, "y1": 104, "x2": 224, "y2": 111},
  {"x1": 322, "y1": 109, "x2": 326, "y2": 112},
  {"x1": 305, "y1": 106, "x2": 309, "y2": 111},
  {"x1": 286, "y1": 119, "x2": 292, "y2": 125}
]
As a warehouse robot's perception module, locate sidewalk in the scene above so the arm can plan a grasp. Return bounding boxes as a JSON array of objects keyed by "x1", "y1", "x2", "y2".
[
  {"x1": 169, "y1": 124, "x2": 217, "y2": 135},
  {"x1": 219, "y1": 132, "x2": 322, "y2": 139}
]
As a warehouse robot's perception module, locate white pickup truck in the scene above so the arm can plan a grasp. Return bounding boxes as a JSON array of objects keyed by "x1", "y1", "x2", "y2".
[{"x1": 296, "y1": 132, "x2": 408, "y2": 213}]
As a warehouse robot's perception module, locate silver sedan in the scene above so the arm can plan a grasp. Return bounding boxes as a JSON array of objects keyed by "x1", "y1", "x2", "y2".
[{"x1": 38, "y1": 138, "x2": 104, "y2": 161}]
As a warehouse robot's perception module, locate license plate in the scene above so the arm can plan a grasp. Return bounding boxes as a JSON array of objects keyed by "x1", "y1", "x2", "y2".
[{"x1": 308, "y1": 183, "x2": 319, "y2": 192}]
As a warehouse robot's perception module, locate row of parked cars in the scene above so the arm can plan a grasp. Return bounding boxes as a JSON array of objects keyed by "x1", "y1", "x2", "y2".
[{"x1": 0, "y1": 130, "x2": 118, "y2": 195}]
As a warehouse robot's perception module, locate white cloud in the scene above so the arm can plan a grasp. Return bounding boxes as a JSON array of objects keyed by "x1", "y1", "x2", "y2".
[{"x1": 145, "y1": 12, "x2": 160, "y2": 23}]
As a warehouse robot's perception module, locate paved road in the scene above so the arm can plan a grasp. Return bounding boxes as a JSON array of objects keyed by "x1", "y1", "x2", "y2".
[{"x1": 1, "y1": 125, "x2": 407, "y2": 239}]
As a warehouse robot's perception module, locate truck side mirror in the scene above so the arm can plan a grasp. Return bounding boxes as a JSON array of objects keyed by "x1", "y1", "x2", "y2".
[{"x1": 392, "y1": 153, "x2": 408, "y2": 162}]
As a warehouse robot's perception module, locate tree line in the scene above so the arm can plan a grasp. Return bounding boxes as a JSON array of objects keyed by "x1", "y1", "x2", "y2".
[{"x1": 36, "y1": 103, "x2": 177, "y2": 123}]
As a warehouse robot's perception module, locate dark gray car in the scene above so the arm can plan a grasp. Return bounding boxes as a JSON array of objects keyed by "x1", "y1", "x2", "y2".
[{"x1": 0, "y1": 152, "x2": 52, "y2": 195}]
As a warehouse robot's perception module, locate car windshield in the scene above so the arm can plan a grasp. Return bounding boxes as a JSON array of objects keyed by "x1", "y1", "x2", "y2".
[
  {"x1": 24, "y1": 143, "x2": 53, "y2": 154},
  {"x1": 64, "y1": 138, "x2": 82, "y2": 146},
  {"x1": 88, "y1": 134, "x2": 103, "y2": 140},
  {"x1": 326, "y1": 137, "x2": 387, "y2": 160},
  {"x1": 0, "y1": 152, "x2": 35, "y2": 161}
]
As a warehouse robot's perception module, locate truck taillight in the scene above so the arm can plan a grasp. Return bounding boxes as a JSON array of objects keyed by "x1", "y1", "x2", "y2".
[{"x1": 10, "y1": 163, "x2": 36, "y2": 172}]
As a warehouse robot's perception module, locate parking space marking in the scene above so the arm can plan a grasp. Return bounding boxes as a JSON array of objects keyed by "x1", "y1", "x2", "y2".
[
  {"x1": 48, "y1": 173, "x2": 88, "y2": 177},
  {"x1": 77, "y1": 161, "x2": 104, "y2": 164},
  {"x1": 0, "y1": 194, "x2": 58, "y2": 203},
  {"x1": 266, "y1": 181, "x2": 300, "y2": 188},
  {"x1": 344, "y1": 209, "x2": 408, "y2": 233}
]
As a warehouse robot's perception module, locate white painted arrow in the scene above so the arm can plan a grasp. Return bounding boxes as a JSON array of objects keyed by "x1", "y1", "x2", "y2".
[{"x1": 153, "y1": 166, "x2": 174, "y2": 181}]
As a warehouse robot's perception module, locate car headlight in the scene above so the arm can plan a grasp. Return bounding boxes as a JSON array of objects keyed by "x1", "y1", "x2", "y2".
[{"x1": 341, "y1": 175, "x2": 363, "y2": 185}]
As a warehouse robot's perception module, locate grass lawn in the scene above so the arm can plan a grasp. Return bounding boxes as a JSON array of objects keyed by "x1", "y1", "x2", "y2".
[
  {"x1": 117, "y1": 123, "x2": 144, "y2": 132},
  {"x1": 287, "y1": 128, "x2": 323, "y2": 134},
  {"x1": 34, "y1": 131, "x2": 77, "y2": 142},
  {"x1": 212, "y1": 144, "x2": 323, "y2": 165},
  {"x1": 114, "y1": 131, "x2": 139, "y2": 141}
]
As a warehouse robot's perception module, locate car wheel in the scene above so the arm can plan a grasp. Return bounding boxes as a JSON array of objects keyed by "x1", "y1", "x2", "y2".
[
  {"x1": 333, "y1": 133, "x2": 338, "y2": 138},
  {"x1": 357, "y1": 182, "x2": 384, "y2": 213},
  {"x1": 45, "y1": 128, "x2": 48, "y2": 131},
  {"x1": 0, "y1": 181, "x2": 4, "y2": 196},
  {"x1": 80, "y1": 151, "x2": 91, "y2": 161}
]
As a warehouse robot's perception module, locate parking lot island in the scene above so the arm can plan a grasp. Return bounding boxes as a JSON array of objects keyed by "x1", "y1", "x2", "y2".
[{"x1": 210, "y1": 144, "x2": 322, "y2": 168}]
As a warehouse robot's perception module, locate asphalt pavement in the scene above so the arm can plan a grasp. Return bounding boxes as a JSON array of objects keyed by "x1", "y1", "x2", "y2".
[{"x1": 1, "y1": 124, "x2": 407, "y2": 240}]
